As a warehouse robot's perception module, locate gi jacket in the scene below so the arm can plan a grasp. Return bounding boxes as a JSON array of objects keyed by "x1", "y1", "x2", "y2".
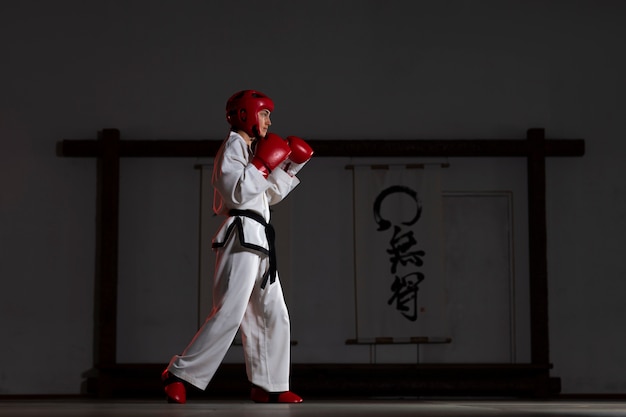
[{"x1": 211, "y1": 132, "x2": 299, "y2": 252}]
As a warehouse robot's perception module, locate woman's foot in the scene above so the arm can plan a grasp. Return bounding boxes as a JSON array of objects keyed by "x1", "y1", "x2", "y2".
[
  {"x1": 161, "y1": 370, "x2": 187, "y2": 404},
  {"x1": 250, "y1": 385, "x2": 303, "y2": 403}
]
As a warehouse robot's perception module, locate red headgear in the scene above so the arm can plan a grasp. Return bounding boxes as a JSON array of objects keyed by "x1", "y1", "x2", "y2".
[{"x1": 225, "y1": 90, "x2": 275, "y2": 137}]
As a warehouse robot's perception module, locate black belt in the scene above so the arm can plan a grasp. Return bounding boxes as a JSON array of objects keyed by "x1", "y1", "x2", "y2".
[{"x1": 228, "y1": 209, "x2": 277, "y2": 289}]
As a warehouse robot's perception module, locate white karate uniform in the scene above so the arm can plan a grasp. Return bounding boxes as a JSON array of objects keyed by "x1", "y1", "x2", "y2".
[{"x1": 167, "y1": 132, "x2": 299, "y2": 393}]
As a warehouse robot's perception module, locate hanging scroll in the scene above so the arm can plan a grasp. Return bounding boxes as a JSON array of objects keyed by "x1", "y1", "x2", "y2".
[{"x1": 353, "y1": 165, "x2": 448, "y2": 339}]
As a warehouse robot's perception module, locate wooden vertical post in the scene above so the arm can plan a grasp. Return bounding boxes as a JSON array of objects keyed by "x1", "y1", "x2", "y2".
[
  {"x1": 94, "y1": 129, "x2": 120, "y2": 375},
  {"x1": 526, "y1": 128, "x2": 550, "y2": 366}
]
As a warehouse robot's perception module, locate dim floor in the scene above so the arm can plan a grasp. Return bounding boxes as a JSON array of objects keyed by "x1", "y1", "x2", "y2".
[{"x1": 1, "y1": 398, "x2": 626, "y2": 417}]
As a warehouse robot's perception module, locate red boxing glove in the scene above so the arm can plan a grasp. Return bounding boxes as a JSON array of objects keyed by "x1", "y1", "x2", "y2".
[
  {"x1": 252, "y1": 133, "x2": 292, "y2": 178},
  {"x1": 281, "y1": 136, "x2": 314, "y2": 176},
  {"x1": 286, "y1": 136, "x2": 314, "y2": 163}
]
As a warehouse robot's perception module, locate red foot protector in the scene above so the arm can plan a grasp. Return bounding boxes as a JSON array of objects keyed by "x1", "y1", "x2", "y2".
[
  {"x1": 250, "y1": 386, "x2": 303, "y2": 403},
  {"x1": 162, "y1": 370, "x2": 187, "y2": 404}
]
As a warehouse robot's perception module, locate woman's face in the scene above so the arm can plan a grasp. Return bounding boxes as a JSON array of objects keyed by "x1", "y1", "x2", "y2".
[{"x1": 257, "y1": 109, "x2": 272, "y2": 138}]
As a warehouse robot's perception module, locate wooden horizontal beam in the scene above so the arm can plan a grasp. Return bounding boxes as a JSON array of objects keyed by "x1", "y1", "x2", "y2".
[
  {"x1": 84, "y1": 363, "x2": 560, "y2": 399},
  {"x1": 309, "y1": 138, "x2": 584, "y2": 157},
  {"x1": 346, "y1": 337, "x2": 452, "y2": 345},
  {"x1": 58, "y1": 132, "x2": 585, "y2": 158}
]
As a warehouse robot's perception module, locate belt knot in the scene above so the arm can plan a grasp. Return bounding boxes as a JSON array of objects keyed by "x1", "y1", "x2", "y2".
[{"x1": 228, "y1": 209, "x2": 277, "y2": 289}]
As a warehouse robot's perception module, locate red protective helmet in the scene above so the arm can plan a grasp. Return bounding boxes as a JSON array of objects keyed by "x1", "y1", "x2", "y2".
[{"x1": 225, "y1": 90, "x2": 274, "y2": 137}]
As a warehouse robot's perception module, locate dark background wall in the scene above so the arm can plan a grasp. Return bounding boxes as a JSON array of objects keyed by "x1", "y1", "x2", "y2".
[{"x1": 1, "y1": 0, "x2": 624, "y2": 395}]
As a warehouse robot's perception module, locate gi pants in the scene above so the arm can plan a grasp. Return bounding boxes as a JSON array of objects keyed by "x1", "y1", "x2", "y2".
[{"x1": 166, "y1": 229, "x2": 291, "y2": 393}]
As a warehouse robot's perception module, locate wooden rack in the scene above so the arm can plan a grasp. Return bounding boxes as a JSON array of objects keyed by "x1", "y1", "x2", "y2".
[{"x1": 58, "y1": 128, "x2": 584, "y2": 398}]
